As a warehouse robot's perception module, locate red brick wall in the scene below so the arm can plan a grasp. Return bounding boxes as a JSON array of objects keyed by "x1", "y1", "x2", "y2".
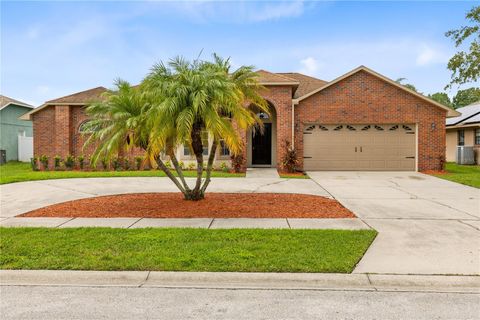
[
  {"x1": 33, "y1": 105, "x2": 145, "y2": 170},
  {"x1": 294, "y1": 70, "x2": 446, "y2": 171},
  {"x1": 32, "y1": 106, "x2": 55, "y2": 165}
]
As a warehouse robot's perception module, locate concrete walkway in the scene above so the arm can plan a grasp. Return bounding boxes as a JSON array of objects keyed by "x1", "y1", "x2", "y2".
[
  {"x1": 0, "y1": 217, "x2": 370, "y2": 230},
  {"x1": 246, "y1": 167, "x2": 280, "y2": 178},
  {"x1": 308, "y1": 171, "x2": 480, "y2": 276}
]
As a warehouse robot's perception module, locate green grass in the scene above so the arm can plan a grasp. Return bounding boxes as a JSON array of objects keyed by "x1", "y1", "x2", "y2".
[
  {"x1": 0, "y1": 161, "x2": 245, "y2": 185},
  {"x1": 431, "y1": 162, "x2": 480, "y2": 188},
  {"x1": 279, "y1": 173, "x2": 310, "y2": 179},
  {"x1": 0, "y1": 227, "x2": 376, "y2": 273}
]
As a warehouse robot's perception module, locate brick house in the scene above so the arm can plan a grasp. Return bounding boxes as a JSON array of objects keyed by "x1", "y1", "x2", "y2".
[{"x1": 21, "y1": 66, "x2": 458, "y2": 171}]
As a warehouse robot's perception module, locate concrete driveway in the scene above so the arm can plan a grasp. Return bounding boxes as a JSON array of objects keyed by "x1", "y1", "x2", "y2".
[{"x1": 308, "y1": 171, "x2": 480, "y2": 275}]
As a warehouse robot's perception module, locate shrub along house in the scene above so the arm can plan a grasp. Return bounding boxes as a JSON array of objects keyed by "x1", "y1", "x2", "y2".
[{"x1": 21, "y1": 66, "x2": 459, "y2": 171}]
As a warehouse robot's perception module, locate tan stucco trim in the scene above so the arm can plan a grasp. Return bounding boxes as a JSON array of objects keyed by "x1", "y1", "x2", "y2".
[
  {"x1": 20, "y1": 103, "x2": 86, "y2": 120},
  {"x1": 446, "y1": 123, "x2": 480, "y2": 130},
  {"x1": 293, "y1": 65, "x2": 460, "y2": 118}
]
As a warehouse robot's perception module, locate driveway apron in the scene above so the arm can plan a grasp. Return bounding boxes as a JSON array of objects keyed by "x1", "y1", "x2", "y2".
[{"x1": 308, "y1": 171, "x2": 480, "y2": 275}]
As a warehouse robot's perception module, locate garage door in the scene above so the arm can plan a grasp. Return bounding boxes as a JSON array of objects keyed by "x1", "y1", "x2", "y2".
[{"x1": 303, "y1": 124, "x2": 416, "y2": 171}]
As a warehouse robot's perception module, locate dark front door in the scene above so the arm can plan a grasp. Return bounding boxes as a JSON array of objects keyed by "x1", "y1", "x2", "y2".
[{"x1": 252, "y1": 123, "x2": 272, "y2": 165}]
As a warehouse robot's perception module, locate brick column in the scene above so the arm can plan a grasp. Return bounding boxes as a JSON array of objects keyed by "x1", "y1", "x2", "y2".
[{"x1": 54, "y1": 105, "x2": 71, "y2": 157}]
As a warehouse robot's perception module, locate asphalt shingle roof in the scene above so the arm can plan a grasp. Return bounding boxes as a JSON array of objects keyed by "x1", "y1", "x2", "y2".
[{"x1": 446, "y1": 103, "x2": 480, "y2": 126}]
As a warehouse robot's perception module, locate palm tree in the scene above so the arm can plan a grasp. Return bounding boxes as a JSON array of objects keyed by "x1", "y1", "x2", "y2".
[
  {"x1": 83, "y1": 79, "x2": 150, "y2": 164},
  {"x1": 84, "y1": 54, "x2": 268, "y2": 201},
  {"x1": 142, "y1": 55, "x2": 268, "y2": 200}
]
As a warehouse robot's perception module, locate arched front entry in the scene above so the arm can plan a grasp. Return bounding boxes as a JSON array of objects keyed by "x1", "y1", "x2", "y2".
[{"x1": 246, "y1": 102, "x2": 277, "y2": 167}]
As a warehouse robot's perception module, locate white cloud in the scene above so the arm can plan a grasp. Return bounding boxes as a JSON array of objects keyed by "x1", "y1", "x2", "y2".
[
  {"x1": 299, "y1": 57, "x2": 321, "y2": 75},
  {"x1": 416, "y1": 44, "x2": 449, "y2": 66},
  {"x1": 162, "y1": 1, "x2": 306, "y2": 23}
]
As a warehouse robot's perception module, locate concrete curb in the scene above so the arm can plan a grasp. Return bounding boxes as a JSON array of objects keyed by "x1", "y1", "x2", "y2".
[{"x1": 1, "y1": 270, "x2": 479, "y2": 293}]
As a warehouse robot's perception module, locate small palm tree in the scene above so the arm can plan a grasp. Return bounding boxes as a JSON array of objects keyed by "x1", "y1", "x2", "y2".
[
  {"x1": 83, "y1": 79, "x2": 150, "y2": 164},
  {"x1": 84, "y1": 54, "x2": 268, "y2": 200}
]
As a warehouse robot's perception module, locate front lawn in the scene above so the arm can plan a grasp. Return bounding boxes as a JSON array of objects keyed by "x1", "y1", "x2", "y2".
[
  {"x1": 431, "y1": 163, "x2": 480, "y2": 188},
  {"x1": 0, "y1": 161, "x2": 245, "y2": 185},
  {"x1": 0, "y1": 227, "x2": 376, "y2": 273}
]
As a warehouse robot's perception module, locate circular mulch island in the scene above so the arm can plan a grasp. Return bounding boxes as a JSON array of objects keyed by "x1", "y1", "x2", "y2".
[{"x1": 21, "y1": 193, "x2": 355, "y2": 219}]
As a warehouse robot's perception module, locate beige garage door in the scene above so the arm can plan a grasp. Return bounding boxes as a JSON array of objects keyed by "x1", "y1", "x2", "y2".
[{"x1": 303, "y1": 124, "x2": 416, "y2": 171}]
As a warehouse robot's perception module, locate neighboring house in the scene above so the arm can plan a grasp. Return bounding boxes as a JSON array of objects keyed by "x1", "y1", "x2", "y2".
[
  {"x1": 0, "y1": 95, "x2": 34, "y2": 162},
  {"x1": 445, "y1": 103, "x2": 480, "y2": 164},
  {"x1": 21, "y1": 66, "x2": 459, "y2": 171}
]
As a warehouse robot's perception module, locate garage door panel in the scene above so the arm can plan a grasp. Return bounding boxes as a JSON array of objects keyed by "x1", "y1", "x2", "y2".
[{"x1": 303, "y1": 124, "x2": 416, "y2": 171}]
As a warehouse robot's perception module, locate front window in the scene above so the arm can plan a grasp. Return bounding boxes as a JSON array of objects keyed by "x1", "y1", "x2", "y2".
[
  {"x1": 202, "y1": 131, "x2": 209, "y2": 155},
  {"x1": 458, "y1": 130, "x2": 465, "y2": 146},
  {"x1": 219, "y1": 139, "x2": 230, "y2": 156},
  {"x1": 475, "y1": 128, "x2": 480, "y2": 145}
]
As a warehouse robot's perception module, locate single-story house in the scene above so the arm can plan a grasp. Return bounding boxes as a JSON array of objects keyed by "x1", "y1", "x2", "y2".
[
  {"x1": 21, "y1": 66, "x2": 459, "y2": 171},
  {"x1": 0, "y1": 95, "x2": 34, "y2": 163},
  {"x1": 446, "y1": 102, "x2": 480, "y2": 164}
]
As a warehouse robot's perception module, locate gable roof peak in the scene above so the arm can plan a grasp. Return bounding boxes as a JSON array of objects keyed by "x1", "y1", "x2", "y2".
[
  {"x1": 0, "y1": 95, "x2": 34, "y2": 110},
  {"x1": 294, "y1": 65, "x2": 460, "y2": 117}
]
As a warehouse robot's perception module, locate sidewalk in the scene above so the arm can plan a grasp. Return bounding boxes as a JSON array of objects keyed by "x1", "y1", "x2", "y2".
[
  {"x1": 1, "y1": 270, "x2": 479, "y2": 293},
  {"x1": 0, "y1": 217, "x2": 370, "y2": 230}
]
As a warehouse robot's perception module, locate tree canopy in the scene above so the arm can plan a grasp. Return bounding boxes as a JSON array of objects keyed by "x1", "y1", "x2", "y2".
[{"x1": 445, "y1": 6, "x2": 480, "y2": 87}]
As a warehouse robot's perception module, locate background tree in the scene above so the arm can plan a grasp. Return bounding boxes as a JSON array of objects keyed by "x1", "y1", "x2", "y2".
[
  {"x1": 452, "y1": 87, "x2": 480, "y2": 108},
  {"x1": 445, "y1": 6, "x2": 480, "y2": 87},
  {"x1": 428, "y1": 92, "x2": 453, "y2": 108},
  {"x1": 395, "y1": 78, "x2": 420, "y2": 93}
]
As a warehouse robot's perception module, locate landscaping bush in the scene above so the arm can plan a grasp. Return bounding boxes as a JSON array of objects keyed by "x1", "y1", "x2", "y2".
[
  {"x1": 30, "y1": 157, "x2": 39, "y2": 171},
  {"x1": 77, "y1": 155, "x2": 85, "y2": 170},
  {"x1": 179, "y1": 161, "x2": 185, "y2": 170},
  {"x1": 282, "y1": 140, "x2": 298, "y2": 173},
  {"x1": 187, "y1": 162, "x2": 195, "y2": 171},
  {"x1": 40, "y1": 155, "x2": 48, "y2": 170},
  {"x1": 135, "y1": 156, "x2": 143, "y2": 170},
  {"x1": 124, "y1": 158, "x2": 131, "y2": 170},
  {"x1": 53, "y1": 156, "x2": 62, "y2": 170},
  {"x1": 220, "y1": 161, "x2": 229, "y2": 172},
  {"x1": 64, "y1": 155, "x2": 75, "y2": 170},
  {"x1": 112, "y1": 158, "x2": 121, "y2": 171},
  {"x1": 100, "y1": 158, "x2": 109, "y2": 171},
  {"x1": 165, "y1": 160, "x2": 172, "y2": 169},
  {"x1": 230, "y1": 153, "x2": 245, "y2": 173}
]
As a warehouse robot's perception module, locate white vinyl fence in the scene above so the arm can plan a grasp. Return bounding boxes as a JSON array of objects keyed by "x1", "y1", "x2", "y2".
[{"x1": 18, "y1": 134, "x2": 33, "y2": 162}]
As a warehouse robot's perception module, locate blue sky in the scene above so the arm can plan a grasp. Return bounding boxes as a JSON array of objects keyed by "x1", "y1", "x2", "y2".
[{"x1": 1, "y1": 1, "x2": 478, "y2": 106}]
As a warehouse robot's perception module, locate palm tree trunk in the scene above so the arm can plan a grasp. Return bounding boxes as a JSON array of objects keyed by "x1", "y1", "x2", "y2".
[
  {"x1": 201, "y1": 139, "x2": 218, "y2": 193},
  {"x1": 186, "y1": 122, "x2": 205, "y2": 200},
  {"x1": 167, "y1": 150, "x2": 191, "y2": 192},
  {"x1": 155, "y1": 155, "x2": 186, "y2": 194}
]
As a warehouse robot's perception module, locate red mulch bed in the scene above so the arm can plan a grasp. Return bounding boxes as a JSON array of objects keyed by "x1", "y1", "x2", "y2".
[{"x1": 21, "y1": 193, "x2": 355, "y2": 219}]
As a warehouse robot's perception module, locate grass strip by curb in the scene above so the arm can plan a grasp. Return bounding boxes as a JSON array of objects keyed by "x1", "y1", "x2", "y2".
[{"x1": 0, "y1": 227, "x2": 376, "y2": 273}]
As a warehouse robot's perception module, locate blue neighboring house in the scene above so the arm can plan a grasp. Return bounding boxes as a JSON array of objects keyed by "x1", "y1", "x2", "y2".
[{"x1": 0, "y1": 95, "x2": 34, "y2": 163}]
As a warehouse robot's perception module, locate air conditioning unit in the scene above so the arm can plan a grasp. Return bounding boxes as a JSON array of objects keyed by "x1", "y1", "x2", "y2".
[{"x1": 456, "y1": 146, "x2": 475, "y2": 165}]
